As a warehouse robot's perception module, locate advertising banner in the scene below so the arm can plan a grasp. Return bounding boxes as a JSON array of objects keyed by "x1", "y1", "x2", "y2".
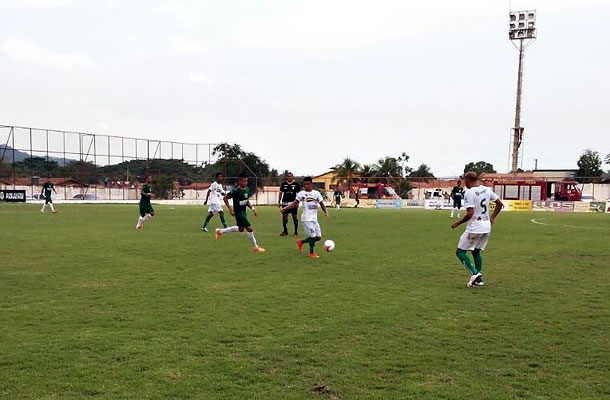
[
  {"x1": 499, "y1": 200, "x2": 532, "y2": 212},
  {"x1": 376, "y1": 199, "x2": 402, "y2": 209},
  {"x1": 532, "y1": 201, "x2": 575, "y2": 212},
  {"x1": 402, "y1": 200, "x2": 425, "y2": 208},
  {"x1": 0, "y1": 190, "x2": 26, "y2": 203},
  {"x1": 424, "y1": 199, "x2": 452, "y2": 210},
  {"x1": 573, "y1": 202, "x2": 590, "y2": 213},
  {"x1": 589, "y1": 202, "x2": 606, "y2": 213}
]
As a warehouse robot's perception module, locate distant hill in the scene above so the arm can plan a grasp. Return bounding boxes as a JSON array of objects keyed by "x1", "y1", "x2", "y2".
[{"x1": 0, "y1": 145, "x2": 73, "y2": 164}]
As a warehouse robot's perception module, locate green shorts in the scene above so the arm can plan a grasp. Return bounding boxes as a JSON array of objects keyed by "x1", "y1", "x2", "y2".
[
  {"x1": 139, "y1": 202, "x2": 154, "y2": 217},
  {"x1": 45, "y1": 196, "x2": 53, "y2": 204},
  {"x1": 235, "y1": 212, "x2": 251, "y2": 228}
]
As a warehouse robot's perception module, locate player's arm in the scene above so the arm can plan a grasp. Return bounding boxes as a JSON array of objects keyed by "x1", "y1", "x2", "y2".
[
  {"x1": 223, "y1": 194, "x2": 234, "y2": 216},
  {"x1": 319, "y1": 200, "x2": 329, "y2": 219},
  {"x1": 490, "y1": 199, "x2": 503, "y2": 224},
  {"x1": 278, "y1": 190, "x2": 283, "y2": 208},
  {"x1": 451, "y1": 207, "x2": 473, "y2": 229},
  {"x1": 40, "y1": 186, "x2": 44, "y2": 196},
  {"x1": 53, "y1": 186, "x2": 57, "y2": 194},
  {"x1": 204, "y1": 186, "x2": 211, "y2": 204},
  {"x1": 281, "y1": 200, "x2": 299, "y2": 213},
  {"x1": 247, "y1": 201, "x2": 257, "y2": 217}
]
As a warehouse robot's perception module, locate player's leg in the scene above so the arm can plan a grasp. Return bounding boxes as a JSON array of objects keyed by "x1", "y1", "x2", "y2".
[
  {"x1": 49, "y1": 200, "x2": 56, "y2": 213},
  {"x1": 291, "y1": 208, "x2": 299, "y2": 236},
  {"x1": 202, "y1": 211, "x2": 214, "y2": 231},
  {"x1": 218, "y1": 211, "x2": 228, "y2": 228},
  {"x1": 450, "y1": 200, "x2": 455, "y2": 217},
  {"x1": 41, "y1": 199, "x2": 47, "y2": 212},
  {"x1": 281, "y1": 212, "x2": 289, "y2": 236},
  {"x1": 456, "y1": 200, "x2": 462, "y2": 218},
  {"x1": 456, "y1": 232, "x2": 481, "y2": 287},
  {"x1": 136, "y1": 209, "x2": 145, "y2": 229},
  {"x1": 246, "y1": 225, "x2": 265, "y2": 252},
  {"x1": 472, "y1": 234, "x2": 489, "y2": 285},
  {"x1": 217, "y1": 214, "x2": 245, "y2": 240}
]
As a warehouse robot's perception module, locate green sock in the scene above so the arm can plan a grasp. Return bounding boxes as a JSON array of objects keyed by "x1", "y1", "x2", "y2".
[
  {"x1": 219, "y1": 214, "x2": 227, "y2": 228},
  {"x1": 202, "y1": 214, "x2": 213, "y2": 229},
  {"x1": 472, "y1": 249, "x2": 483, "y2": 274},
  {"x1": 456, "y1": 250, "x2": 477, "y2": 275},
  {"x1": 302, "y1": 237, "x2": 315, "y2": 253}
]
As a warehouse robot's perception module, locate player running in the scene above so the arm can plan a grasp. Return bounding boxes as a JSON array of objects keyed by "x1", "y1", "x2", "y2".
[
  {"x1": 278, "y1": 172, "x2": 300, "y2": 236},
  {"x1": 450, "y1": 179, "x2": 465, "y2": 218},
  {"x1": 136, "y1": 175, "x2": 154, "y2": 230},
  {"x1": 333, "y1": 188, "x2": 343, "y2": 210},
  {"x1": 202, "y1": 173, "x2": 229, "y2": 232},
  {"x1": 281, "y1": 176, "x2": 329, "y2": 259},
  {"x1": 215, "y1": 173, "x2": 266, "y2": 253},
  {"x1": 451, "y1": 172, "x2": 503, "y2": 288},
  {"x1": 40, "y1": 178, "x2": 57, "y2": 213}
]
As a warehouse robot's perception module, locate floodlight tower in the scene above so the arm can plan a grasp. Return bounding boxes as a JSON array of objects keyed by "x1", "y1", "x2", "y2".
[{"x1": 508, "y1": 9, "x2": 536, "y2": 173}]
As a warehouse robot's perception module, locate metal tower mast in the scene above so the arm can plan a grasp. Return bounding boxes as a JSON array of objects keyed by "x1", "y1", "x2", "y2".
[{"x1": 508, "y1": 10, "x2": 536, "y2": 173}]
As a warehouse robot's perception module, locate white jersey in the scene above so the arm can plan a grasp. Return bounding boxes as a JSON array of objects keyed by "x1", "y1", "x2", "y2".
[
  {"x1": 463, "y1": 185, "x2": 499, "y2": 233},
  {"x1": 208, "y1": 181, "x2": 225, "y2": 205},
  {"x1": 296, "y1": 190, "x2": 324, "y2": 222}
]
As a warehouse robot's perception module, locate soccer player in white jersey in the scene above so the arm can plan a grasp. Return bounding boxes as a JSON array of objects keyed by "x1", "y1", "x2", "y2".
[
  {"x1": 451, "y1": 172, "x2": 503, "y2": 287},
  {"x1": 281, "y1": 176, "x2": 329, "y2": 259},
  {"x1": 202, "y1": 173, "x2": 229, "y2": 232}
]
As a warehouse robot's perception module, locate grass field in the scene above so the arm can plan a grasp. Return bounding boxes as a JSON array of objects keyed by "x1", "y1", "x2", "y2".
[{"x1": 1, "y1": 204, "x2": 608, "y2": 399}]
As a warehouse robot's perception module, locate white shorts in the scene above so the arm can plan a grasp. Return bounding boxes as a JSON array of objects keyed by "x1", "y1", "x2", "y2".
[
  {"x1": 457, "y1": 231, "x2": 490, "y2": 251},
  {"x1": 208, "y1": 203, "x2": 223, "y2": 214},
  {"x1": 302, "y1": 221, "x2": 322, "y2": 238}
]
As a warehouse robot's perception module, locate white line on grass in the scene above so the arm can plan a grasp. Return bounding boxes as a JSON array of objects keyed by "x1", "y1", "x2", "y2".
[{"x1": 531, "y1": 218, "x2": 609, "y2": 230}]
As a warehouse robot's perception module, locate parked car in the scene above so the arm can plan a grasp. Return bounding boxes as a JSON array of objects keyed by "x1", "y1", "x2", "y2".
[{"x1": 72, "y1": 194, "x2": 97, "y2": 200}]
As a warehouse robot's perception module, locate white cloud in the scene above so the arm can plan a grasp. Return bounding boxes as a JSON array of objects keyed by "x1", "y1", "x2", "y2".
[
  {"x1": 0, "y1": 0, "x2": 73, "y2": 8},
  {"x1": 1, "y1": 37, "x2": 91, "y2": 69},
  {"x1": 189, "y1": 73, "x2": 213, "y2": 86},
  {"x1": 170, "y1": 38, "x2": 202, "y2": 55}
]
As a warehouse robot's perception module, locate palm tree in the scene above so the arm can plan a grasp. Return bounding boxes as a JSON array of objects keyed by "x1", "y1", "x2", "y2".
[
  {"x1": 359, "y1": 164, "x2": 377, "y2": 183},
  {"x1": 331, "y1": 157, "x2": 361, "y2": 189},
  {"x1": 376, "y1": 156, "x2": 402, "y2": 183}
]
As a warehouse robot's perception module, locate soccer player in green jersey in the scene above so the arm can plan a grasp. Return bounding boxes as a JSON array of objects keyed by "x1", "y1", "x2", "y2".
[
  {"x1": 40, "y1": 178, "x2": 57, "y2": 213},
  {"x1": 215, "y1": 173, "x2": 266, "y2": 253},
  {"x1": 333, "y1": 188, "x2": 343, "y2": 210},
  {"x1": 136, "y1": 175, "x2": 154, "y2": 230}
]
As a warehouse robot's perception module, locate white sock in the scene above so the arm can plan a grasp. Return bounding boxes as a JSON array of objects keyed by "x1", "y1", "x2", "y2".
[
  {"x1": 450, "y1": 209, "x2": 454, "y2": 217},
  {"x1": 50, "y1": 203, "x2": 55, "y2": 212},
  {"x1": 41, "y1": 203, "x2": 46, "y2": 212},
  {"x1": 219, "y1": 226, "x2": 239, "y2": 234},
  {"x1": 137, "y1": 216, "x2": 143, "y2": 226},
  {"x1": 247, "y1": 231, "x2": 259, "y2": 248},
  {"x1": 143, "y1": 213, "x2": 152, "y2": 221}
]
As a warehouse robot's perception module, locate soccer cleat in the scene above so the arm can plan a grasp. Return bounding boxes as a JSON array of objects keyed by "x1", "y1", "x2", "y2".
[
  {"x1": 467, "y1": 273, "x2": 482, "y2": 288},
  {"x1": 474, "y1": 275, "x2": 485, "y2": 286},
  {"x1": 280, "y1": 232, "x2": 288, "y2": 236},
  {"x1": 254, "y1": 247, "x2": 266, "y2": 253},
  {"x1": 215, "y1": 229, "x2": 222, "y2": 240},
  {"x1": 308, "y1": 253, "x2": 320, "y2": 259},
  {"x1": 202, "y1": 227, "x2": 208, "y2": 232},
  {"x1": 296, "y1": 239, "x2": 304, "y2": 253},
  {"x1": 136, "y1": 225, "x2": 143, "y2": 230}
]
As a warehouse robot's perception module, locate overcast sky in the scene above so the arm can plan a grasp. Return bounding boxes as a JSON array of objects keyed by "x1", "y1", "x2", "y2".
[{"x1": 1, "y1": 0, "x2": 608, "y2": 177}]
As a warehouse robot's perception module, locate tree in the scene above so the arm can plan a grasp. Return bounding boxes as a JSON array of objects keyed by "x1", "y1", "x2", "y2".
[
  {"x1": 463, "y1": 161, "x2": 496, "y2": 176},
  {"x1": 605, "y1": 153, "x2": 610, "y2": 169},
  {"x1": 359, "y1": 164, "x2": 377, "y2": 183},
  {"x1": 331, "y1": 157, "x2": 361, "y2": 186},
  {"x1": 576, "y1": 149, "x2": 603, "y2": 182},
  {"x1": 376, "y1": 156, "x2": 402, "y2": 183},
  {"x1": 409, "y1": 164, "x2": 435, "y2": 180},
  {"x1": 206, "y1": 143, "x2": 271, "y2": 192}
]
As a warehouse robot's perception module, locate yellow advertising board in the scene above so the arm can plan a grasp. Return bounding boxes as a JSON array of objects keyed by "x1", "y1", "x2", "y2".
[{"x1": 490, "y1": 200, "x2": 532, "y2": 212}]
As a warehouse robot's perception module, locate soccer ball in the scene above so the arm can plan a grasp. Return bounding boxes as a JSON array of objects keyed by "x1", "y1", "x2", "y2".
[{"x1": 323, "y1": 239, "x2": 335, "y2": 252}]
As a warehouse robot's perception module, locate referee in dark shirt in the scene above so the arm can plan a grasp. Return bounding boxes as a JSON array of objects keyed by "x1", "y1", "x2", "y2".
[{"x1": 278, "y1": 172, "x2": 301, "y2": 236}]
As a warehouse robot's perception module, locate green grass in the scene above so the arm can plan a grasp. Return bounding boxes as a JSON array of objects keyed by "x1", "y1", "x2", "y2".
[{"x1": 1, "y1": 204, "x2": 609, "y2": 399}]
